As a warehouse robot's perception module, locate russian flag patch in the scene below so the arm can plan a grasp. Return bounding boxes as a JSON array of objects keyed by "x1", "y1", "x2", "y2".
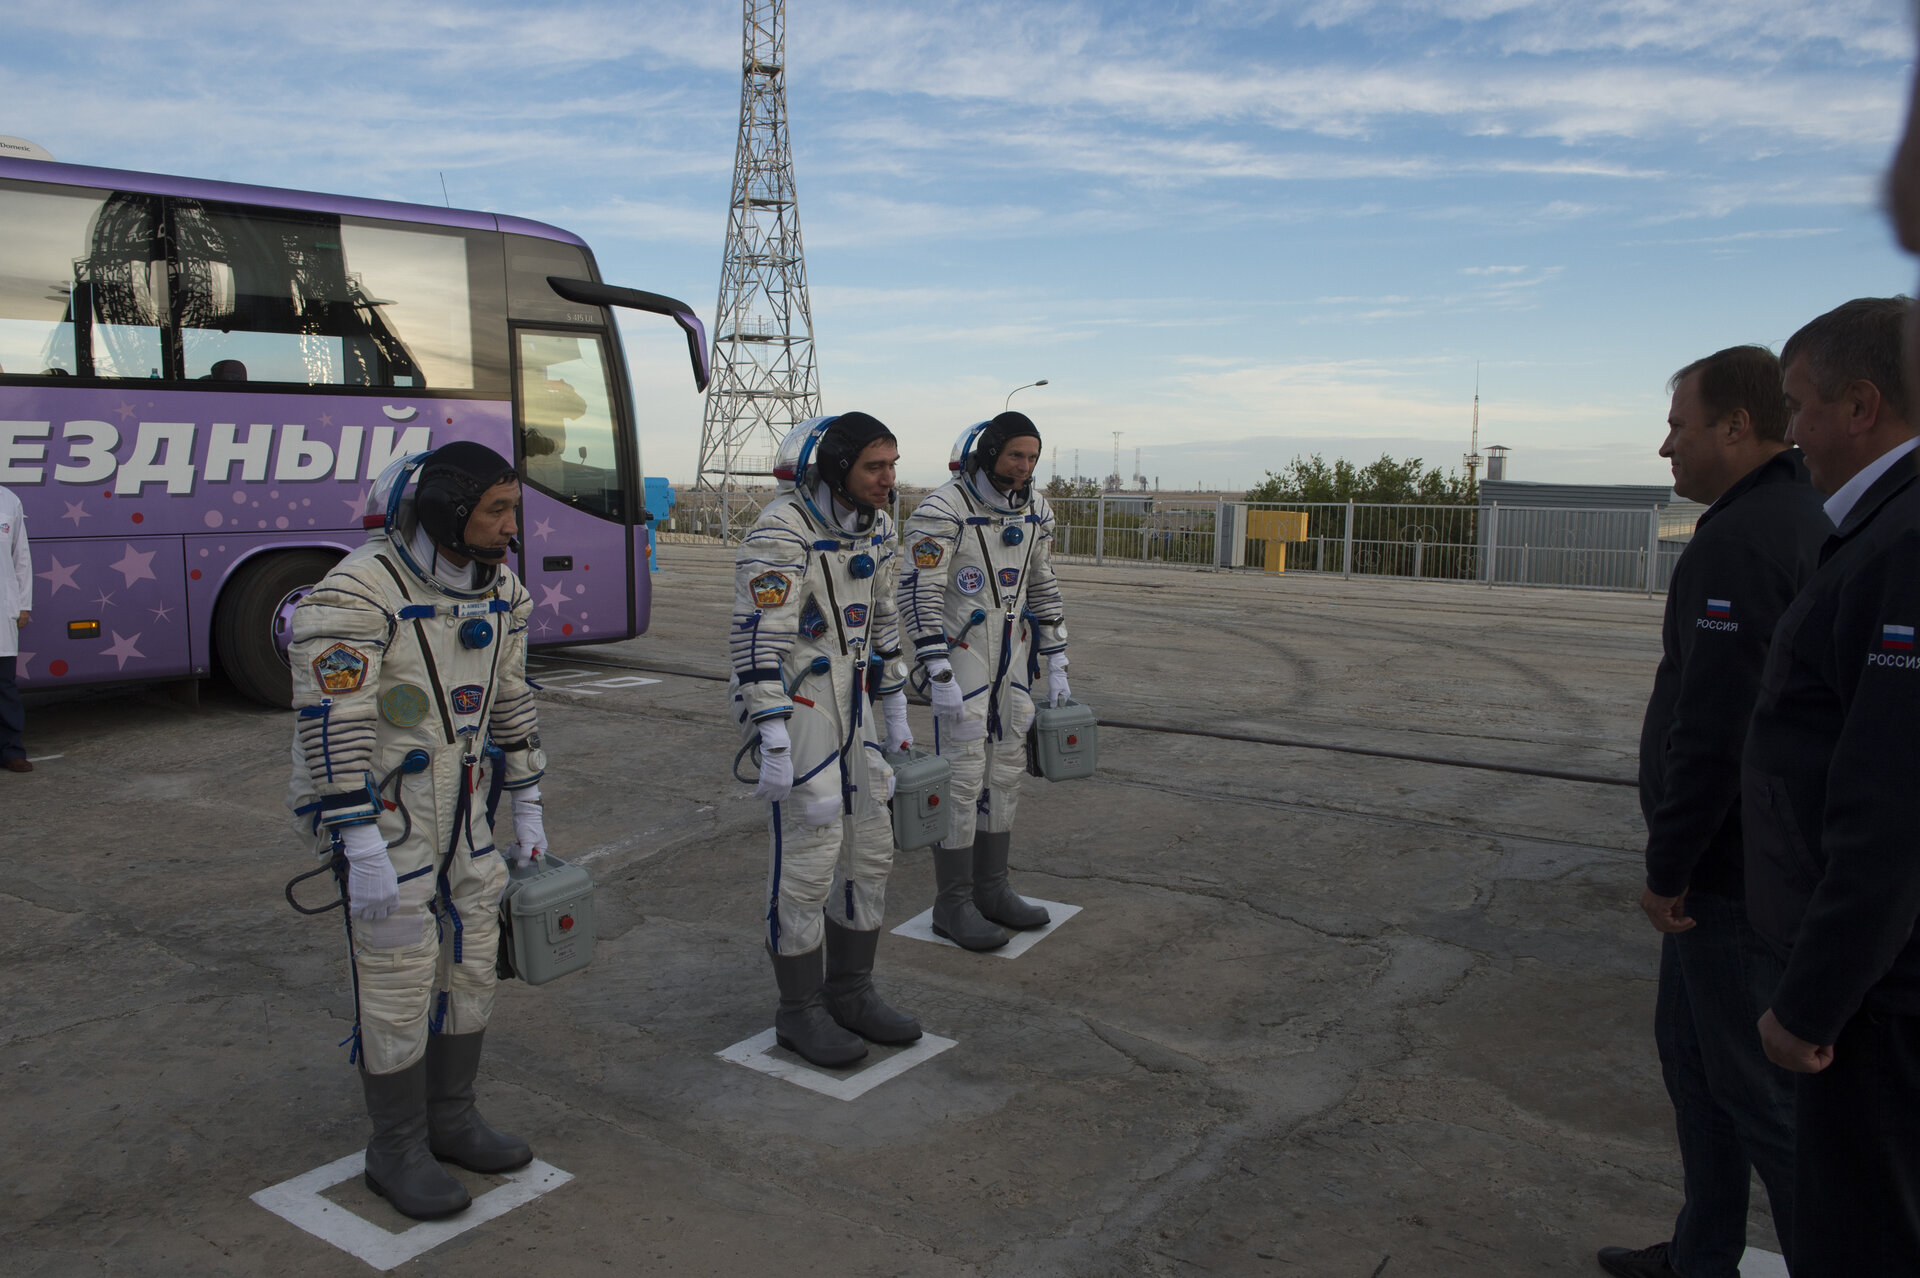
[
  {"x1": 1705, "y1": 599, "x2": 1731, "y2": 619},
  {"x1": 1883, "y1": 624, "x2": 1915, "y2": 651}
]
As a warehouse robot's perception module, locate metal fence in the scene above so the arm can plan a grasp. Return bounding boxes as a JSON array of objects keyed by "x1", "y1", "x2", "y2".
[{"x1": 658, "y1": 489, "x2": 1692, "y2": 595}]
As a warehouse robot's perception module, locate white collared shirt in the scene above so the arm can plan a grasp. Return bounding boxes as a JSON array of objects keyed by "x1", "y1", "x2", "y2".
[{"x1": 1823, "y1": 437, "x2": 1920, "y2": 529}]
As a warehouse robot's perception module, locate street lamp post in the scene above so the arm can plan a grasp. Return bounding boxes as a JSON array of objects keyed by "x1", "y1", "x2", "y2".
[{"x1": 1004, "y1": 379, "x2": 1049, "y2": 411}]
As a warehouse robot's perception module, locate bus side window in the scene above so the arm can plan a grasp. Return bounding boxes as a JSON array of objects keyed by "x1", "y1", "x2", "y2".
[
  {"x1": 0, "y1": 184, "x2": 165, "y2": 379},
  {"x1": 517, "y1": 330, "x2": 623, "y2": 521}
]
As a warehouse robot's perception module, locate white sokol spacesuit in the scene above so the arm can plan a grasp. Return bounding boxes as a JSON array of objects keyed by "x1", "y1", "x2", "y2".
[
  {"x1": 288, "y1": 442, "x2": 545, "y2": 1220},
  {"x1": 899, "y1": 413, "x2": 1069, "y2": 951},
  {"x1": 729, "y1": 413, "x2": 921, "y2": 1068}
]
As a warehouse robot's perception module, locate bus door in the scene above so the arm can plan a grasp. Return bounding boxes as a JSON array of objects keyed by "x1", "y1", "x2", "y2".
[{"x1": 509, "y1": 326, "x2": 636, "y2": 646}]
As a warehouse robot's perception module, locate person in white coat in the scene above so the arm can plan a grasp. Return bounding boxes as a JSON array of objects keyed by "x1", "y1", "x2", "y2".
[
  {"x1": 898, "y1": 413, "x2": 1069, "y2": 950},
  {"x1": 0, "y1": 484, "x2": 31, "y2": 773},
  {"x1": 729, "y1": 412, "x2": 921, "y2": 1068},
  {"x1": 287, "y1": 442, "x2": 547, "y2": 1220}
]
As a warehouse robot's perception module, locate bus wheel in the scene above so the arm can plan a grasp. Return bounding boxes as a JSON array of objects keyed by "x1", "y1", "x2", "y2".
[{"x1": 215, "y1": 550, "x2": 342, "y2": 708}]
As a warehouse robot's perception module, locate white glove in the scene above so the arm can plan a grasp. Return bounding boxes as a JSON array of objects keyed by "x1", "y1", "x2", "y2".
[
  {"x1": 755, "y1": 718, "x2": 794, "y2": 802},
  {"x1": 340, "y1": 822, "x2": 399, "y2": 922},
  {"x1": 1047, "y1": 652, "x2": 1071, "y2": 707},
  {"x1": 506, "y1": 786, "x2": 546, "y2": 868},
  {"x1": 924, "y1": 655, "x2": 964, "y2": 719},
  {"x1": 881, "y1": 690, "x2": 912, "y2": 751}
]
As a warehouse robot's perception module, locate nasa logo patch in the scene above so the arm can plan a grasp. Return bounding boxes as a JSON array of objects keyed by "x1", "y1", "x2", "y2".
[
  {"x1": 751, "y1": 571, "x2": 792, "y2": 608},
  {"x1": 956, "y1": 565, "x2": 986, "y2": 595},
  {"x1": 380, "y1": 683, "x2": 430, "y2": 727},
  {"x1": 451, "y1": 684, "x2": 484, "y2": 715},
  {"x1": 799, "y1": 597, "x2": 829, "y2": 639},
  {"x1": 913, "y1": 538, "x2": 944, "y2": 569},
  {"x1": 997, "y1": 567, "x2": 1021, "y2": 590},
  {"x1": 843, "y1": 602, "x2": 869, "y2": 629},
  {"x1": 312, "y1": 642, "x2": 369, "y2": 694}
]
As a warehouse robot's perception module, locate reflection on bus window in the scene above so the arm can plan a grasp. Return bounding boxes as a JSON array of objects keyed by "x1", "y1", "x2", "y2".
[
  {"x1": 174, "y1": 204, "x2": 474, "y2": 388},
  {"x1": 519, "y1": 330, "x2": 622, "y2": 520},
  {"x1": 0, "y1": 183, "x2": 480, "y2": 388},
  {"x1": 0, "y1": 185, "x2": 166, "y2": 378}
]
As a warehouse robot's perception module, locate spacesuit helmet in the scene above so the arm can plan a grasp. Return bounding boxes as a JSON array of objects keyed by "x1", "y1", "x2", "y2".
[
  {"x1": 364, "y1": 443, "x2": 520, "y2": 587},
  {"x1": 951, "y1": 411, "x2": 1042, "y2": 507},
  {"x1": 773, "y1": 412, "x2": 898, "y2": 522}
]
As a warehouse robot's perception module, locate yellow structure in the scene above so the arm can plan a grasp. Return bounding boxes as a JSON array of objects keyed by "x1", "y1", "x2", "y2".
[{"x1": 1247, "y1": 510, "x2": 1309, "y2": 573}]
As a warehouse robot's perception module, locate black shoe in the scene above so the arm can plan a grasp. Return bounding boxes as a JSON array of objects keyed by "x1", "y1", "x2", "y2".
[
  {"x1": 359, "y1": 1059, "x2": 472, "y2": 1221},
  {"x1": 425, "y1": 1030, "x2": 533, "y2": 1174},
  {"x1": 1596, "y1": 1243, "x2": 1681, "y2": 1278},
  {"x1": 971, "y1": 831, "x2": 1050, "y2": 930},
  {"x1": 768, "y1": 943, "x2": 868, "y2": 1068},
  {"x1": 821, "y1": 919, "x2": 922, "y2": 1045},
  {"x1": 930, "y1": 844, "x2": 1012, "y2": 951}
]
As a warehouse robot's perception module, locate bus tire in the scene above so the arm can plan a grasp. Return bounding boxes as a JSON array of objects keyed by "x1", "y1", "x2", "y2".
[{"x1": 215, "y1": 549, "x2": 343, "y2": 708}]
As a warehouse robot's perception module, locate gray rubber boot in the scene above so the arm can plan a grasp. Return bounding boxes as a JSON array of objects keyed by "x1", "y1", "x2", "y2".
[
  {"x1": 360, "y1": 1058, "x2": 472, "y2": 1220},
  {"x1": 972, "y1": 831, "x2": 1051, "y2": 930},
  {"x1": 426, "y1": 1030, "x2": 533, "y2": 1174},
  {"x1": 770, "y1": 944, "x2": 869, "y2": 1067},
  {"x1": 931, "y1": 843, "x2": 1012, "y2": 951},
  {"x1": 822, "y1": 919, "x2": 922, "y2": 1045}
]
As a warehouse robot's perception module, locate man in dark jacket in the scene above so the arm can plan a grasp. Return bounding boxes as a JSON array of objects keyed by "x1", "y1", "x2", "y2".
[
  {"x1": 1741, "y1": 296, "x2": 1920, "y2": 1278},
  {"x1": 1599, "y1": 346, "x2": 1829, "y2": 1278}
]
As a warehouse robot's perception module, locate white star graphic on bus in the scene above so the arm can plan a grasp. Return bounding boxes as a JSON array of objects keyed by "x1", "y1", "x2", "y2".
[
  {"x1": 62, "y1": 501, "x2": 91, "y2": 526},
  {"x1": 102, "y1": 631, "x2": 144, "y2": 669},
  {"x1": 534, "y1": 618, "x2": 554, "y2": 636},
  {"x1": 149, "y1": 603, "x2": 173, "y2": 622},
  {"x1": 345, "y1": 488, "x2": 370, "y2": 520},
  {"x1": 538, "y1": 583, "x2": 569, "y2": 614},
  {"x1": 15, "y1": 651, "x2": 31, "y2": 678},
  {"x1": 93, "y1": 589, "x2": 116, "y2": 611},
  {"x1": 532, "y1": 518, "x2": 555, "y2": 541},
  {"x1": 36, "y1": 555, "x2": 80, "y2": 594},
  {"x1": 115, "y1": 401, "x2": 137, "y2": 421},
  {"x1": 111, "y1": 544, "x2": 158, "y2": 586}
]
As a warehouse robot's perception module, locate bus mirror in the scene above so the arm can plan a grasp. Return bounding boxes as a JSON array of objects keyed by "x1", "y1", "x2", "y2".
[{"x1": 546, "y1": 277, "x2": 711, "y2": 393}]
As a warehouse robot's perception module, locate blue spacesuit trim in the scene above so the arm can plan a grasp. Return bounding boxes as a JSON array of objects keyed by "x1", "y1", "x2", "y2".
[
  {"x1": 429, "y1": 991, "x2": 449, "y2": 1036},
  {"x1": 767, "y1": 800, "x2": 784, "y2": 950},
  {"x1": 796, "y1": 749, "x2": 841, "y2": 784},
  {"x1": 965, "y1": 517, "x2": 990, "y2": 525},
  {"x1": 396, "y1": 865, "x2": 433, "y2": 883},
  {"x1": 845, "y1": 880, "x2": 855, "y2": 921},
  {"x1": 469, "y1": 844, "x2": 496, "y2": 859},
  {"x1": 398, "y1": 604, "x2": 436, "y2": 620}
]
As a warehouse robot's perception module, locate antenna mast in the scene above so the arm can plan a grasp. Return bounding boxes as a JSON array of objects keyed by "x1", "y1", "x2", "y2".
[
  {"x1": 698, "y1": 0, "x2": 821, "y2": 528},
  {"x1": 1462, "y1": 363, "x2": 1483, "y2": 490}
]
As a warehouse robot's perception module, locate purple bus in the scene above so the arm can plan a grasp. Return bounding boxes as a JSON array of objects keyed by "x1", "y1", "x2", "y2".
[{"x1": 0, "y1": 155, "x2": 706, "y2": 704}]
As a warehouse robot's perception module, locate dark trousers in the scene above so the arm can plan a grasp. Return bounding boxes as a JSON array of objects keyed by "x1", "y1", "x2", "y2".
[
  {"x1": 1790, "y1": 1009, "x2": 1920, "y2": 1277},
  {"x1": 1654, "y1": 891, "x2": 1797, "y2": 1277},
  {"x1": 0, "y1": 655, "x2": 22, "y2": 760}
]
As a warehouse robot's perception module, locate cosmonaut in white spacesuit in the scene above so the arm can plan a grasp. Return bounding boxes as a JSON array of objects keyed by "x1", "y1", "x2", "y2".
[
  {"x1": 288, "y1": 441, "x2": 546, "y2": 1220},
  {"x1": 898, "y1": 412, "x2": 1069, "y2": 951},
  {"x1": 729, "y1": 412, "x2": 922, "y2": 1068}
]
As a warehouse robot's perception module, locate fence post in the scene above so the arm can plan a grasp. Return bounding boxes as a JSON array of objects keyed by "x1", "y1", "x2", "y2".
[
  {"x1": 1484, "y1": 502, "x2": 1497, "y2": 587},
  {"x1": 1342, "y1": 500, "x2": 1354, "y2": 578},
  {"x1": 721, "y1": 485, "x2": 731, "y2": 546},
  {"x1": 1414, "y1": 538, "x2": 1424, "y2": 579},
  {"x1": 1646, "y1": 506, "x2": 1662, "y2": 596},
  {"x1": 1095, "y1": 496, "x2": 1106, "y2": 566},
  {"x1": 1214, "y1": 498, "x2": 1225, "y2": 568}
]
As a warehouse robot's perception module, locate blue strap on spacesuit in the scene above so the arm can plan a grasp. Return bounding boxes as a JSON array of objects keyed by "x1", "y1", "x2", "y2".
[{"x1": 766, "y1": 800, "x2": 784, "y2": 950}]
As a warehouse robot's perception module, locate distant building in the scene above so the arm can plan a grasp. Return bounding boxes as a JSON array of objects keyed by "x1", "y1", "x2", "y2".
[{"x1": 1478, "y1": 479, "x2": 1695, "y2": 590}]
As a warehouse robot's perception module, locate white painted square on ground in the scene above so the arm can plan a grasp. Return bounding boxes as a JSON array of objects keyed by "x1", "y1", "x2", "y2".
[
  {"x1": 1741, "y1": 1247, "x2": 1788, "y2": 1277},
  {"x1": 718, "y1": 1028, "x2": 957, "y2": 1100},
  {"x1": 250, "y1": 1152, "x2": 572, "y2": 1271},
  {"x1": 891, "y1": 899, "x2": 1080, "y2": 958}
]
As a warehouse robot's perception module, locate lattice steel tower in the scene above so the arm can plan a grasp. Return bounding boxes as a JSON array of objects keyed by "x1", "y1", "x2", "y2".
[{"x1": 698, "y1": 0, "x2": 821, "y2": 493}]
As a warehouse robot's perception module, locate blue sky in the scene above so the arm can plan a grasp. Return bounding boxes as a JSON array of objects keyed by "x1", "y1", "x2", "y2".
[{"x1": 5, "y1": 1, "x2": 1915, "y2": 489}]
